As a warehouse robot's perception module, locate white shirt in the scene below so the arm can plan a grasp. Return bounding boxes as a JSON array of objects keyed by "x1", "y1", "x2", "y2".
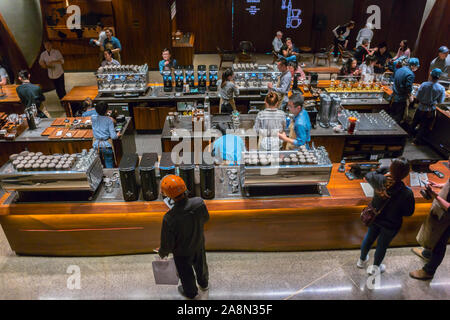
[
  {"x1": 272, "y1": 37, "x2": 283, "y2": 52},
  {"x1": 96, "y1": 31, "x2": 107, "y2": 47},
  {"x1": 356, "y1": 28, "x2": 374, "y2": 47},
  {"x1": 101, "y1": 59, "x2": 120, "y2": 67},
  {"x1": 39, "y1": 49, "x2": 64, "y2": 79},
  {"x1": 359, "y1": 63, "x2": 374, "y2": 81}
]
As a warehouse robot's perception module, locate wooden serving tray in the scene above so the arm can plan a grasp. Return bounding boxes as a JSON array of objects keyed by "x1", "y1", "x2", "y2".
[
  {"x1": 41, "y1": 127, "x2": 57, "y2": 136},
  {"x1": 51, "y1": 118, "x2": 74, "y2": 126},
  {"x1": 63, "y1": 130, "x2": 78, "y2": 139},
  {"x1": 49, "y1": 128, "x2": 69, "y2": 139},
  {"x1": 84, "y1": 130, "x2": 93, "y2": 139},
  {"x1": 73, "y1": 129, "x2": 88, "y2": 138}
]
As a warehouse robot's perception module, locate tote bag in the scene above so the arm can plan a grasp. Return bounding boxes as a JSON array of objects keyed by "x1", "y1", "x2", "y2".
[{"x1": 152, "y1": 257, "x2": 179, "y2": 285}]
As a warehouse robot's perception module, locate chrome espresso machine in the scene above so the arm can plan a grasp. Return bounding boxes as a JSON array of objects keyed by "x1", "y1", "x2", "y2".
[
  {"x1": 0, "y1": 149, "x2": 104, "y2": 195},
  {"x1": 96, "y1": 64, "x2": 149, "y2": 97},
  {"x1": 240, "y1": 146, "x2": 332, "y2": 190},
  {"x1": 232, "y1": 63, "x2": 281, "y2": 94}
]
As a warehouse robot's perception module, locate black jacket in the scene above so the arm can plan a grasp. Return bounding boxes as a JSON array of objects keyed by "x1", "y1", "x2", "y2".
[
  {"x1": 365, "y1": 170, "x2": 415, "y2": 231},
  {"x1": 16, "y1": 83, "x2": 45, "y2": 108},
  {"x1": 159, "y1": 197, "x2": 210, "y2": 257},
  {"x1": 354, "y1": 45, "x2": 370, "y2": 65}
]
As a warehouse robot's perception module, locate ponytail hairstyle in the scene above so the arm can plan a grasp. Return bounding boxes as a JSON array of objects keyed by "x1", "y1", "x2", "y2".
[
  {"x1": 264, "y1": 91, "x2": 280, "y2": 108},
  {"x1": 221, "y1": 68, "x2": 233, "y2": 88}
]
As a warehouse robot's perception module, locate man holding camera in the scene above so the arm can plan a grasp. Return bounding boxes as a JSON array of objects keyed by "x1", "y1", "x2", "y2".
[{"x1": 410, "y1": 175, "x2": 450, "y2": 280}]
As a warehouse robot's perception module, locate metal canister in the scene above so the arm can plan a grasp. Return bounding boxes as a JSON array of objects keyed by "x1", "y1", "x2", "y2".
[
  {"x1": 319, "y1": 94, "x2": 332, "y2": 128},
  {"x1": 139, "y1": 153, "x2": 158, "y2": 201},
  {"x1": 330, "y1": 94, "x2": 341, "y2": 126}
]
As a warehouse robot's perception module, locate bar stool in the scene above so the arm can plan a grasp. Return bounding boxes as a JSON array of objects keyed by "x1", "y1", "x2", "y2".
[
  {"x1": 299, "y1": 46, "x2": 313, "y2": 64},
  {"x1": 313, "y1": 45, "x2": 332, "y2": 66}
]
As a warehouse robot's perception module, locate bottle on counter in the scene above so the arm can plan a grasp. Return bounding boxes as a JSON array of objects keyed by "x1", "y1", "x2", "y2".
[{"x1": 204, "y1": 93, "x2": 210, "y2": 114}]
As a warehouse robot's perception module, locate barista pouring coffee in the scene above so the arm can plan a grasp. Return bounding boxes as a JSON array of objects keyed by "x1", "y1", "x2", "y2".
[{"x1": 278, "y1": 93, "x2": 311, "y2": 150}]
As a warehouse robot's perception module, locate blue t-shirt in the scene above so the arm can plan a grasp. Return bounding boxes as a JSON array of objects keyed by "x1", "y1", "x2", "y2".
[
  {"x1": 103, "y1": 36, "x2": 122, "y2": 50},
  {"x1": 212, "y1": 134, "x2": 246, "y2": 164},
  {"x1": 286, "y1": 109, "x2": 311, "y2": 147},
  {"x1": 159, "y1": 59, "x2": 177, "y2": 73},
  {"x1": 393, "y1": 66, "x2": 415, "y2": 102},
  {"x1": 416, "y1": 81, "x2": 445, "y2": 111}
]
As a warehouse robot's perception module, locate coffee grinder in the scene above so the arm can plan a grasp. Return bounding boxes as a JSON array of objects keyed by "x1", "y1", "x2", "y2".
[
  {"x1": 199, "y1": 162, "x2": 215, "y2": 199},
  {"x1": 139, "y1": 152, "x2": 158, "y2": 201},
  {"x1": 208, "y1": 65, "x2": 218, "y2": 91},
  {"x1": 174, "y1": 65, "x2": 184, "y2": 93},
  {"x1": 185, "y1": 65, "x2": 195, "y2": 88},
  {"x1": 197, "y1": 65, "x2": 207, "y2": 93},
  {"x1": 162, "y1": 68, "x2": 173, "y2": 92},
  {"x1": 159, "y1": 152, "x2": 176, "y2": 179},
  {"x1": 119, "y1": 153, "x2": 140, "y2": 201}
]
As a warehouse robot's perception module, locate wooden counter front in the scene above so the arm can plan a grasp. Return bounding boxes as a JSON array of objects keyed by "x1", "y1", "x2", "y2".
[{"x1": 0, "y1": 162, "x2": 448, "y2": 256}]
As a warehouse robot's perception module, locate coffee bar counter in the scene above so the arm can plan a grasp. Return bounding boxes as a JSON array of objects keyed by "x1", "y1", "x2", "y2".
[
  {"x1": 161, "y1": 114, "x2": 408, "y2": 162},
  {"x1": 0, "y1": 118, "x2": 136, "y2": 167},
  {"x1": 61, "y1": 80, "x2": 393, "y2": 131},
  {"x1": 0, "y1": 161, "x2": 447, "y2": 256}
]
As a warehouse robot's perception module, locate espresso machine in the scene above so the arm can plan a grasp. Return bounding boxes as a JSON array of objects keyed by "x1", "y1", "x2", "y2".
[
  {"x1": 162, "y1": 69, "x2": 173, "y2": 92},
  {"x1": 174, "y1": 66, "x2": 184, "y2": 93},
  {"x1": 139, "y1": 152, "x2": 158, "y2": 201},
  {"x1": 208, "y1": 65, "x2": 218, "y2": 91},
  {"x1": 119, "y1": 153, "x2": 140, "y2": 201},
  {"x1": 197, "y1": 65, "x2": 207, "y2": 93},
  {"x1": 185, "y1": 65, "x2": 195, "y2": 88}
]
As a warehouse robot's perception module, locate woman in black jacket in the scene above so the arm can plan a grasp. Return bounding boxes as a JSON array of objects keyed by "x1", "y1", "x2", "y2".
[{"x1": 357, "y1": 158, "x2": 415, "y2": 274}]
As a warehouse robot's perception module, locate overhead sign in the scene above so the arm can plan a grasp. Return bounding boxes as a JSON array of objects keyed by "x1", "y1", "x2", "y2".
[
  {"x1": 281, "y1": 0, "x2": 302, "y2": 29},
  {"x1": 245, "y1": 0, "x2": 261, "y2": 16}
]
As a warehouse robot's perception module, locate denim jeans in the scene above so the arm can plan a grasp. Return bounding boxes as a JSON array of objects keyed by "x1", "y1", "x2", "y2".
[
  {"x1": 100, "y1": 147, "x2": 114, "y2": 168},
  {"x1": 423, "y1": 226, "x2": 450, "y2": 275},
  {"x1": 360, "y1": 223, "x2": 399, "y2": 266}
]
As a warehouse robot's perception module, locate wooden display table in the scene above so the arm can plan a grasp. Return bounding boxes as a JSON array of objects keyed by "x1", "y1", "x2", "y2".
[
  {"x1": 0, "y1": 117, "x2": 136, "y2": 167},
  {"x1": 60, "y1": 86, "x2": 99, "y2": 117},
  {"x1": 0, "y1": 162, "x2": 447, "y2": 256},
  {"x1": 0, "y1": 85, "x2": 23, "y2": 114}
]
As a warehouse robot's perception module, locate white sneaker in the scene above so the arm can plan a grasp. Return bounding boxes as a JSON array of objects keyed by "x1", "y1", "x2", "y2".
[
  {"x1": 367, "y1": 264, "x2": 386, "y2": 275},
  {"x1": 357, "y1": 254, "x2": 369, "y2": 269}
]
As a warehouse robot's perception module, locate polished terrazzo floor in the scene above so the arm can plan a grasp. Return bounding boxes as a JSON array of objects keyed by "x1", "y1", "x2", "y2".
[{"x1": 0, "y1": 220, "x2": 448, "y2": 300}]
